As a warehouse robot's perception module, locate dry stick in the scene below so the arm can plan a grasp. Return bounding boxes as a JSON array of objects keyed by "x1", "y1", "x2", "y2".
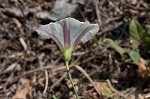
[
  {"x1": 8, "y1": 64, "x2": 102, "y2": 97},
  {"x1": 99, "y1": 22, "x2": 123, "y2": 36},
  {"x1": 92, "y1": 0, "x2": 102, "y2": 28},
  {"x1": 50, "y1": 72, "x2": 67, "y2": 90},
  {"x1": 43, "y1": 70, "x2": 48, "y2": 94},
  {"x1": 3, "y1": 72, "x2": 14, "y2": 91},
  {"x1": 9, "y1": 65, "x2": 70, "y2": 85},
  {"x1": 106, "y1": 80, "x2": 128, "y2": 99},
  {"x1": 73, "y1": 65, "x2": 102, "y2": 97},
  {"x1": 119, "y1": 1, "x2": 150, "y2": 11}
]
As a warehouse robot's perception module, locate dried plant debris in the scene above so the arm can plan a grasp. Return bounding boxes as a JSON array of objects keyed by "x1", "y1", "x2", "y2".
[
  {"x1": 0, "y1": 0, "x2": 150, "y2": 99},
  {"x1": 12, "y1": 78, "x2": 33, "y2": 99},
  {"x1": 48, "y1": 0, "x2": 78, "y2": 21}
]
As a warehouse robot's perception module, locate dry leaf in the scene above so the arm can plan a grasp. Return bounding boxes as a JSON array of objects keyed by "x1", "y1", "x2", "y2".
[
  {"x1": 48, "y1": 0, "x2": 77, "y2": 21},
  {"x1": 95, "y1": 81, "x2": 113, "y2": 97},
  {"x1": 12, "y1": 78, "x2": 33, "y2": 99},
  {"x1": 138, "y1": 58, "x2": 147, "y2": 77},
  {"x1": 66, "y1": 78, "x2": 79, "y2": 89},
  {"x1": 3, "y1": 63, "x2": 18, "y2": 73}
]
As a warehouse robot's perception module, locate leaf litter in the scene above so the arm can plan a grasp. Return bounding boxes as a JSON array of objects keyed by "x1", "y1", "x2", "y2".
[{"x1": 0, "y1": 0, "x2": 150, "y2": 99}]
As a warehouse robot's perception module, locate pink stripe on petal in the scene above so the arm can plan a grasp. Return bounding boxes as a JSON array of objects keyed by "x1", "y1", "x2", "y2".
[
  {"x1": 73, "y1": 26, "x2": 95, "y2": 47},
  {"x1": 41, "y1": 26, "x2": 63, "y2": 48},
  {"x1": 59, "y1": 19, "x2": 70, "y2": 46}
]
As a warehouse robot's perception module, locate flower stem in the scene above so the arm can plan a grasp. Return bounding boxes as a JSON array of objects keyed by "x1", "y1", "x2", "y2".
[{"x1": 65, "y1": 61, "x2": 79, "y2": 99}]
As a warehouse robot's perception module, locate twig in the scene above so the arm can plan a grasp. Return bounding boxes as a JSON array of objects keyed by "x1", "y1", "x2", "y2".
[
  {"x1": 3, "y1": 72, "x2": 14, "y2": 91},
  {"x1": 105, "y1": 16, "x2": 122, "y2": 25},
  {"x1": 19, "y1": 37, "x2": 27, "y2": 50},
  {"x1": 106, "y1": 79, "x2": 128, "y2": 99},
  {"x1": 7, "y1": 65, "x2": 72, "y2": 85},
  {"x1": 99, "y1": 22, "x2": 123, "y2": 36},
  {"x1": 5, "y1": 64, "x2": 103, "y2": 98},
  {"x1": 73, "y1": 65, "x2": 102, "y2": 97},
  {"x1": 92, "y1": 0, "x2": 102, "y2": 28},
  {"x1": 43, "y1": 70, "x2": 48, "y2": 94},
  {"x1": 50, "y1": 72, "x2": 67, "y2": 90},
  {"x1": 120, "y1": 1, "x2": 150, "y2": 11}
]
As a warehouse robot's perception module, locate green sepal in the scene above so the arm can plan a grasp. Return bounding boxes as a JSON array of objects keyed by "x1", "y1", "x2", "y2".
[{"x1": 62, "y1": 47, "x2": 73, "y2": 62}]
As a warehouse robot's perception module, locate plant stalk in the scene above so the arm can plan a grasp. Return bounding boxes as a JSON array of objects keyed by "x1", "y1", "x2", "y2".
[{"x1": 65, "y1": 61, "x2": 79, "y2": 99}]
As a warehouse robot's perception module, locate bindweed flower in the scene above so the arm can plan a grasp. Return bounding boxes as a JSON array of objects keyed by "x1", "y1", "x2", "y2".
[
  {"x1": 36, "y1": 18, "x2": 99, "y2": 63},
  {"x1": 36, "y1": 18, "x2": 99, "y2": 99}
]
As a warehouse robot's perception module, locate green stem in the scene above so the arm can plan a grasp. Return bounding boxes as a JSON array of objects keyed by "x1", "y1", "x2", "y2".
[{"x1": 65, "y1": 61, "x2": 79, "y2": 99}]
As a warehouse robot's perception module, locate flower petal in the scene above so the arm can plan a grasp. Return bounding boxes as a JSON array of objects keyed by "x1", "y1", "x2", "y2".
[
  {"x1": 63, "y1": 18, "x2": 85, "y2": 46},
  {"x1": 73, "y1": 22, "x2": 99, "y2": 47},
  {"x1": 57, "y1": 19, "x2": 70, "y2": 46},
  {"x1": 36, "y1": 18, "x2": 99, "y2": 50},
  {"x1": 81, "y1": 24, "x2": 99, "y2": 43},
  {"x1": 36, "y1": 23, "x2": 64, "y2": 48}
]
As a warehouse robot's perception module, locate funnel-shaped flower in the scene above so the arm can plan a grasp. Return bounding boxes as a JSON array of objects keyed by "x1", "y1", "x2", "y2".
[{"x1": 36, "y1": 18, "x2": 99, "y2": 62}]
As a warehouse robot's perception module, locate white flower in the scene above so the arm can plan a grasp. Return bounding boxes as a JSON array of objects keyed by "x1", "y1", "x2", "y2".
[{"x1": 36, "y1": 18, "x2": 99, "y2": 61}]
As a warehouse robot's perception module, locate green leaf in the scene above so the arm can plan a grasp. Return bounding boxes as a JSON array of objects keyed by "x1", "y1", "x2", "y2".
[
  {"x1": 141, "y1": 27, "x2": 150, "y2": 43},
  {"x1": 147, "y1": 27, "x2": 150, "y2": 36},
  {"x1": 92, "y1": 36, "x2": 99, "y2": 45},
  {"x1": 129, "y1": 51, "x2": 141, "y2": 65},
  {"x1": 53, "y1": 95, "x2": 57, "y2": 99},
  {"x1": 105, "y1": 38, "x2": 125, "y2": 56},
  {"x1": 144, "y1": 37, "x2": 150, "y2": 43},
  {"x1": 129, "y1": 19, "x2": 145, "y2": 48}
]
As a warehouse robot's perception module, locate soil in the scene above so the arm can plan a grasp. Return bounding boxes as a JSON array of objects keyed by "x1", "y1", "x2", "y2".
[{"x1": 0, "y1": 0, "x2": 150, "y2": 99}]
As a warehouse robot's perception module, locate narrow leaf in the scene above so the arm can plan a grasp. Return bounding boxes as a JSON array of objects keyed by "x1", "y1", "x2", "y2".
[
  {"x1": 105, "y1": 38, "x2": 125, "y2": 56},
  {"x1": 143, "y1": 27, "x2": 150, "y2": 43},
  {"x1": 129, "y1": 51, "x2": 141, "y2": 65},
  {"x1": 129, "y1": 19, "x2": 145, "y2": 48}
]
